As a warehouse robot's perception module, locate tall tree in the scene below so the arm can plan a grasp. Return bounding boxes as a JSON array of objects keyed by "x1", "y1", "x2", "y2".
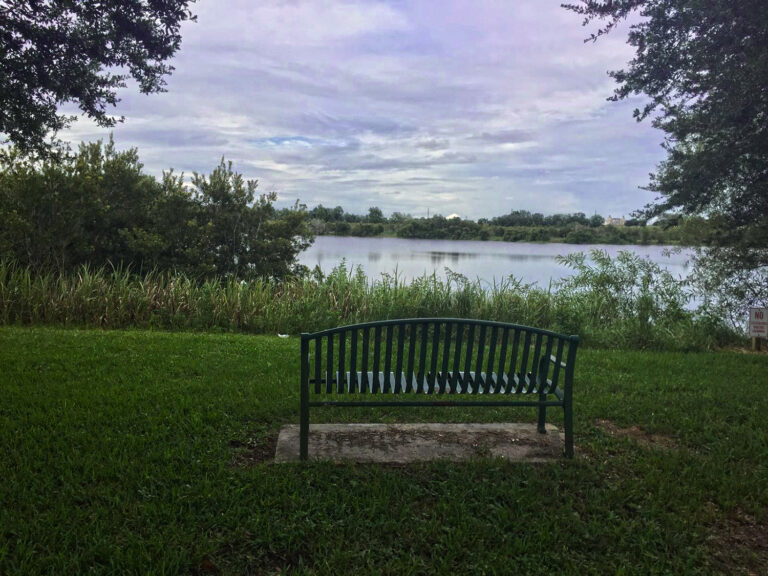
[
  {"x1": 564, "y1": 0, "x2": 768, "y2": 311},
  {"x1": 367, "y1": 206, "x2": 385, "y2": 224},
  {"x1": 0, "y1": 0, "x2": 196, "y2": 153}
]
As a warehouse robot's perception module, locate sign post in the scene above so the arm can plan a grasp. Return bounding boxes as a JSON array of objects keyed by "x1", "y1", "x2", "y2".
[{"x1": 749, "y1": 308, "x2": 767, "y2": 351}]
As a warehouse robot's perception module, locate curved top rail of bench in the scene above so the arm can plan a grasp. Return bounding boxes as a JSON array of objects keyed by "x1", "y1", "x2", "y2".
[{"x1": 302, "y1": 318, "x2": 579, "y2": 341}]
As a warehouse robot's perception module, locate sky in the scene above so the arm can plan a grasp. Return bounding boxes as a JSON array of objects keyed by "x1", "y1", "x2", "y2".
[{"x1": 61, "y1": 0, "x2": 664, "y2": 220}]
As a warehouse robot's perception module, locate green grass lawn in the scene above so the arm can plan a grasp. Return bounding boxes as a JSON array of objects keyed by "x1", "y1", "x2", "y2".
[{"x1": 1, "y1": 327, "x2": 766, "y2": 575}]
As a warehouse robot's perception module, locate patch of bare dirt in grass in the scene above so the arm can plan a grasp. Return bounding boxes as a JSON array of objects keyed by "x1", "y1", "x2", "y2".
[
  {"x1": 252, "y1": 548, "x2": 307, "y2": 575},
  {"x1": 725, "y1": 345, "x2": 768, "y2": 356},
  {"x1": 708, "y1": 509, "x2": 768, "y2": 575},
  {"x1": 594, "y1": 418, "x2": 678, "y2": 450},
  {"x1": 229, "y1": 433, "x2": 279, "y2": 467},
  {"x1": 192, "y1": 555, "x2": 221, "y2": 575}
]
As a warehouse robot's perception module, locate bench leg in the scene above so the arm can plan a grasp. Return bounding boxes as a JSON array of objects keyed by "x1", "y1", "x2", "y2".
[
  {"x1": 536, "y1": 355, "x2": 548, "y2": 434},
  {"x1": 299, "y1": 405, "x2": 309, "y2": 461},
  {"x1": 564, "y1": 402, "x2": 574, "y2": 459},
  {"x1": 300, "y1": 338, "x2": 310, "y2": 461}
]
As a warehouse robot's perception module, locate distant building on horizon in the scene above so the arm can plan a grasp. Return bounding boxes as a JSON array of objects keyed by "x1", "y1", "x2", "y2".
[
  {"x1": 446, "y1": 213, "x2": 461, "y2": 220},
  {"x1": 604, "y1": 215, "x2": 626, "y2": 226}
]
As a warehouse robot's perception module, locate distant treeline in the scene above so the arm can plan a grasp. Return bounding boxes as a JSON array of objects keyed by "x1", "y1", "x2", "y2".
[{"x1": 308, "y1": 205, "x2": 715, "y2": 245}]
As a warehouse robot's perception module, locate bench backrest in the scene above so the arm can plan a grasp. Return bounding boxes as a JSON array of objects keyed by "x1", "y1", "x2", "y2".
[{"x1": 301, "y1": 318, "x2": 577, "y2": 396}]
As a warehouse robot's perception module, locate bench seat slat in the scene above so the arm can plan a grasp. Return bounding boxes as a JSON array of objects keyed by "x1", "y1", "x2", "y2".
[
  {"x1": 308, "y1": 371, "x2": 553, "y2": 395},
  {"x1": 550, "y1": 354, "x2": 567, "y2": 369}
]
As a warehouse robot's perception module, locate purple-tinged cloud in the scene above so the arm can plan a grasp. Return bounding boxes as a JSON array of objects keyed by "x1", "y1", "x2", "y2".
[{"x1": 59, "y1": 0, "x2": 663, "y2": 219}]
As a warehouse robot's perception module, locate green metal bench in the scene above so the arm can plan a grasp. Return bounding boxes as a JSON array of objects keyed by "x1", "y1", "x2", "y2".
[{"x1": 299, "y1": 318, "x2": 579, "y2": 460}]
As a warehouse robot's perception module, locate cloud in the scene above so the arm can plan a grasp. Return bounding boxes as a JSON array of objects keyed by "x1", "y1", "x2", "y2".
[
  {"x1": 415, "y1": 138, "x2": 450, "y2": 150},
  {"x1": 57, "y1": 0, "x2": 663, "y2": 218},
  {"x1": 468, "y1": 130, "x2": 534, "y2": 144}
]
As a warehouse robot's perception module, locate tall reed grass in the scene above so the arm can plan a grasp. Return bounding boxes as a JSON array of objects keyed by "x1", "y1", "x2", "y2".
[{"x1": 0, "y1": 253, "x2": 740, "y2": 350}]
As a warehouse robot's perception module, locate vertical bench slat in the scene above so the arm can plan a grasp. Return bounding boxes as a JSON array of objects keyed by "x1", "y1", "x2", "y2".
[
  {"x1": 338, "y1": 330, "x2": 346, "y2": 393},
  {"x1": 395, "y1": 324, "x2": 406, "y2": 393},
  {"x1": 528, "y1": 332, "x2": 543, "y2": 393},
  {"x1": 451, "y1": 324, "x2": 464, "y2": 393},
  {"x1": 515, "y1": 331, "x2": 531, "y2": 393},
  {"x1": 361, "y1": 327, "x2": 369, "y2": 393},
  {"x1": 350, "y1": 329, "x2": 358, "y2": 393},
  {"x1": 496, "y1": 327, "x2": 510, "y2": 393},
  {"x1": 544, "y1": 336, "x2": 559, "y2": 379},
  {"x1": 314, "y1": 338, "x2": 322, "y2": 394},
  {"x1": 551, "y1": 337, "x2": 565, "y2": 393},
  {"x1": 405, "y1": 322, "x2": 417, "y2": 393},
  {"x1": 372, "y1": 326, "x2": 382, "y2": 393},
  {"x1": 485, "y1": 326, "x2": 498, "y2": 394},
  {"x1": 384, "y1": 325, "x2": 393, "y2": 393},
  {"x1": 463, "y1": 324, "x2": 476, "y2": 393},
  {"x1": 540, "y1": 335, "x2": 554, "y2": 392},
  {"x1": 506, "y1": 329, "x2": 521, "y2": 394},
  {"x1": 326, "y1": 333, "x2": 334, "y2": 394},
  {"x1": 418, "y1": 322, "x2": 429, "y2": 393},
  {"x1": 440, "y1": 322, "x2": 452, "y2": 394},
  {"x1": 405, "y1": 323, "x2": 419, "y2": 393},
  {"x1": 360, "y1": 328, "x2": 371, "y2": 394},
  {"x1": 429, "y1": 322, "x2": 441, "y2": 394},
  {"x1": 473, "y1": 324, "x2": 487, "y2": 394}
]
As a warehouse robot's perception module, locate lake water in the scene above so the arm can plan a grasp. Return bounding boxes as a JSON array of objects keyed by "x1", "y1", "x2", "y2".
[{"x1": 299, "y1": 236, "x2": 694, "y2": 287}]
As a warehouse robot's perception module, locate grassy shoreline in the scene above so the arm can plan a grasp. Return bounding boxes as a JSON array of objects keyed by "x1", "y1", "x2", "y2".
[
  {"x1": 0, "y1": 257, "x2": 742, "y2": 351},
  {"x1": 1, "y1": 327, "x2": 766, "y2": 574}
]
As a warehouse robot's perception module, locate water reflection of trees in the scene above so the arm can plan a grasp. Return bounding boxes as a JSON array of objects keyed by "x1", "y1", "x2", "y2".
[
  {"x1": 418, "y1": 251, "x2": 556, "y2": 265},
  {"x1": 428, "y1": 251, "x2": 467, "y2": 265}
]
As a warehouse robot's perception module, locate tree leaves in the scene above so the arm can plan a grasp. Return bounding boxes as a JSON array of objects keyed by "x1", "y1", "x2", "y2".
[
  {"x1": 566, "y1": 0, "x2": 768, "y2": 309},
  {"x1": 0, "y1": 0, "x2": 196, "y2": 154}
]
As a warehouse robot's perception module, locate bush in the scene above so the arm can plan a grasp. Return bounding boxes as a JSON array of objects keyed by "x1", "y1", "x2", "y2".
[{"x1": 0, "y1": 140, "x2": 313, "y2": 279}]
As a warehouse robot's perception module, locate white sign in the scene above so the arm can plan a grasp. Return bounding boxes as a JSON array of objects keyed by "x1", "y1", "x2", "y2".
[{"x1": 749, "y1": 308, "x2": 768, "y2": 338}]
